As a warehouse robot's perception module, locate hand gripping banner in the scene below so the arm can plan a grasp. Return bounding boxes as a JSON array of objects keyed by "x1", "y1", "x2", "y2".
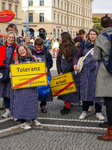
[
  {"x1": 50, "y1": 72, "x2": 77, "y2": 97},
  {"x1": 10, "y1": 62, "x2": 47, "y2": 89}
]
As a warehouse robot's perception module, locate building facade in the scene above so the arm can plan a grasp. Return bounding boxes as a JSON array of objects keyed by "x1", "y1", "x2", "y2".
[
  {"x1": 0, "y1": 0, "x2": 22, "y2": 36},
  {"x1": 22, "y1": 0, "x2": 93, "y2": 39}
]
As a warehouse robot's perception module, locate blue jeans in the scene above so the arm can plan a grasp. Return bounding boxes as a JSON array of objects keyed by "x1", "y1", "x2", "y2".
[{"x1": 3, "y1": 97, "x2": 10, "y2": 109}]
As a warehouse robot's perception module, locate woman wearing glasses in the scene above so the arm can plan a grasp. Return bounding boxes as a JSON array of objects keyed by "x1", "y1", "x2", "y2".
[{"x1": 0, "y1": 31, "x2": 17, "y2": 118}]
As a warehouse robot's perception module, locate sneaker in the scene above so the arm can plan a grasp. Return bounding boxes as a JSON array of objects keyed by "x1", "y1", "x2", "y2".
[
  {"x1": 88, "y1": 106, "x2": 93, "y2": 112},
  {"x1": 41, "y1": 106, "x2": 47, "y2": 113},
  {"x1": 60, "y1": 107, "x2": 71, "y2": 115},
  {"x1": 21, "y1": 123, "x2": 31, "y2": 130},
  {"x1": 79, "y1": 111, "x2": 87, "y2": 120},
  {"x1": 11, "y1": 117, "x2": 17, "y2": 121},
  {"x1": 79, "y1": 100, "x2": 82, "y2": 106},
  {"x1": 31, "y1": 119, "x2": 41, "y2": 126},
  {"x1": 96, "y1": 113, "x2": 105, "y2": 121},
  {"x1": 2, "y1": 109, "x2": 10, "y2": 118}
]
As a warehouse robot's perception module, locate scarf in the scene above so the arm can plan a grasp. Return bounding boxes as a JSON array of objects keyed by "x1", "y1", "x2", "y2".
[
  {"x1": 85, "y1": 43, "x2": 94, "y2": 49},
  {"x1": 33, "y1": 46, "x2": 44, "y2": 54}
]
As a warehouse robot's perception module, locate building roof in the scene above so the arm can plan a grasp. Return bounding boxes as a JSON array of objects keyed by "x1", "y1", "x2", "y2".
[{"x1": 92, "y1": 13, "x2": 112, "y2": 18}]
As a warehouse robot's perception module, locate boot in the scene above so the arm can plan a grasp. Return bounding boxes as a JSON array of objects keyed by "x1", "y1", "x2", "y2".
[
  {"x1": 97, "y1": 126, "x2": 112, "y2": 141},
  {"x1": 0, "y1": 101, "x2": 5, "y2": 110}
]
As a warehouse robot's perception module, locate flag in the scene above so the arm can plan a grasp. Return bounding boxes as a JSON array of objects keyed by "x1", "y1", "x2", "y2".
[{"x1": 25, "y1": 17, "x2": 27, "y2": 33}]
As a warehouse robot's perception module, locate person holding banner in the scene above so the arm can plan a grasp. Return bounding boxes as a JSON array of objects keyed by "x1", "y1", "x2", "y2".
[
  {"x1": 32, "y1": 38, "x2": 53, "y2": 113},
  {"x1": 74, "y1": 28, "x2": 105, "y2": 121},
  {"x1": 10, "y1": 44, "x2": 41, "y2": 129},
  {"x1": 0, "y1": 31, "x2": 17, "y2": 118},
  {"x1": 56, "y1": 32, "x2": 80, "y2": 115}
]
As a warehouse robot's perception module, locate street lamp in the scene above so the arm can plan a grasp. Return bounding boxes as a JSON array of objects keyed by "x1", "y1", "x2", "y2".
[
  {"x1": 28, "y1": 0, "x2": 29, "y2": 34},
  {"x1": 67, "y1": 0, "x2": 68, "y2": 31},
  {"x1": 82, "y1": 0, "x2": 84, "y2": 29}
]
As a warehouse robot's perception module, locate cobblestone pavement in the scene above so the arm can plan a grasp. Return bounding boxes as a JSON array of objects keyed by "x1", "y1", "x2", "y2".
[{"x1": 0, "y1": 57, "x2": 111, "y2": 150}]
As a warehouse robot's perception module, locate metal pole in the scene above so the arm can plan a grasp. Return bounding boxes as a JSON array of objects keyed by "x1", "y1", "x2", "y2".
[
  {"x1": 28, "y1": 0, "x2": 29, "y2": 34},
  {"x1": 82, "y1": 0, "x2": 84, "y2": 29},
  {"x1": 67, "y1": 0, "x2": 68, "y2": 31}
]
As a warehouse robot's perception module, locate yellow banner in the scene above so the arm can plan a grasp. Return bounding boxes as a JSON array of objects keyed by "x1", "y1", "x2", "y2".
[
  {"x1": 10, "y1": 62, "x2": 46, "y2": 76},
  {"x1": 10, "y1": 62, "x2": 47, "y2": 89},
  {"x1": 50, "y1": 72, "x2": 77, "y2": 97}
]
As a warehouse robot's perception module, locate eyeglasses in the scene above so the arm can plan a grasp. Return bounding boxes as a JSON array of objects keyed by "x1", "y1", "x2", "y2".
[{"x1": 8, "y1": 36, "x2": 14, "y2": 40}]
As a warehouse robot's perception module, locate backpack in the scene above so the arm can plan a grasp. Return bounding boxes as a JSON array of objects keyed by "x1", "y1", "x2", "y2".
[
  {"x1": 102, "y1": 33, "x2": 112, "y2": 74},
  {"x1": 76, "y1": 48, "x2": 94, "y2": 73},
  {"x1": 45, "y1": 48, "x2": 49, "y2": 61}
]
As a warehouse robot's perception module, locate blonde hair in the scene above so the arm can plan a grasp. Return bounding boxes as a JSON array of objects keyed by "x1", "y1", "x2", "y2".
[
  {"x1": 5, "y1": 31, "x2": 17, "y2": 43},
  {"x1": 15, "y1": 43, "x2": 33, "y2": 61}
]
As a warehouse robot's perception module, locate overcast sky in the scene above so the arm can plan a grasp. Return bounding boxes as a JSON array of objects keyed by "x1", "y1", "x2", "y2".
[{"x1": 92, "y1": 0, "x2": 112, "y2": 13}]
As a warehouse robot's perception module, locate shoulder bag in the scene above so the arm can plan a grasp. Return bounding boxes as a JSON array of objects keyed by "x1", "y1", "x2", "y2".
[{"x1": 76, "y1": 48, "x2": 94, "y2": 73}]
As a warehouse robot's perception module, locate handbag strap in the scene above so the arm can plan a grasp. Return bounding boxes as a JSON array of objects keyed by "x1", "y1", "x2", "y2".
[
  {"x1": 82, "y1": 48, "x2": 94, "y2": 61},
  {"x1": 9, "y1": 45, "x2": 17, "y2": 65}
]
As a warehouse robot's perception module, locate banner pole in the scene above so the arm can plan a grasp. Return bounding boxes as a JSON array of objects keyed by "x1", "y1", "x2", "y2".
[{"x1": 2, "y1": 22, "x2": 4, "y2": 45}]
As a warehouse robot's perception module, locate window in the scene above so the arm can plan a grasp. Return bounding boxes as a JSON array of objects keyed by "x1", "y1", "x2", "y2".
[
  {"x1": 65, "y1": 3, "x2": 66, "y2": 10},
  {"x1": 58, "y1": 0, "x2": 59, "y2": 8},
  {"x1": 64, "y1": 16, "x2": 66, "y2": 25},
  {"x1": 58, "y1": 14, "x2": 59, "y2": 23},
  {"x1": 79, "y1": 8, "x2": 80, "y2": 14},
  {"x1": 53, "y1": 29, "x2": 56, "y2": 37},
  {"x1": 76, "y1": 19, "x2": 77, "y2": 26},
  {"x1": 29, "y1": 0, "x2": 33, "y2": 6},
  {"x1": 67, "y1": 17, "x2": 69, "y2": 25},
  {"x1": 73, "y1": 6, "x2": 75, "y2": 13},
  {"x1": 82, "y1": 9, "x2": 83, "y2": 15},
  {"x1": 54, "y1": 0, "x2": 55, "y2": 7},
  {"x1": 73, "y1": 18, "x2": 75, "y2": 26},
  {"x1": 29, "y1": 13, "x2": 33, "y2": 22},
  {"x1": 40, "y1": 0, "x2": 44, "y2": 6},
  {"x1": 39, "y1": 13, "x2": 44, "y2": 22},
  {"x1": 76, "y1": 6, "x2": 78, "y2": 14},
  {"x1": 54, "y1": 13, "x2": 55, "y2": 22},
  {"x1": 70, "y1": 31, "x2": 72, "y2": 37},
  {"x1": 67, "y1": 4, "x2": 69, "y2": 11},
  {"x1": 70, "y1": 18, "x2": 72, "y2": 26},
  {"x1": 15, "y1": 5, "x2": 18, "y2": 18},
  {"x1": 9, "y1": 4, "x2": 12, "y2": 10},
  {"x1": 2, "y1": 2, "x2": 5, "y2": 10},
  {"x1": 57, "y1": 29, "x2": 60, "y2": 38},
  {"x1": 61, "y1": 15, "x2": 63, "y2": 24},
  {"x1": 71, "y1": 5, "x2": 72, "y2": 12},
  {"x1": 73, "y1": 31, "x2": 75, "y2": 38},
  {"x1": 61, "y1": 1, "x2": 63, "y2": 9}
]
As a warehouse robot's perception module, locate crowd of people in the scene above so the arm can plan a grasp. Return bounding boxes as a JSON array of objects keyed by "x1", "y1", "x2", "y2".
[{"x1": 0, "y1": 14, "x2": 112, "y2": 141}]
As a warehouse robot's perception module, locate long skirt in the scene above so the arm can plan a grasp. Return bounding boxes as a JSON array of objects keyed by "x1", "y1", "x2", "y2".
[{"x1": 10, "y1": 88, "x2": 38, "y2": 120}]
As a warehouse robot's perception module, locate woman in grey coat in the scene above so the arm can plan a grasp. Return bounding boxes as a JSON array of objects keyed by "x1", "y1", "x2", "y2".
[{"x1": 93, "y1": 14, "x2": 112, "y2": 141}]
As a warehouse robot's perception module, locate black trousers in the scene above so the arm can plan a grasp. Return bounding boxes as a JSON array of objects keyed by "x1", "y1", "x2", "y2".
[
  {"x1": 82, "y1": 101, "x2": 102, "y2": 113},
  {"x1": 20, "y1": 119, "x2": 35, "y2": 123},
  {"x1": 104, "y1": 97, "x2": 112, "y2": 126},
  {"x1": 40, "y1": 101, "x2": 46, "y2": 107}
]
